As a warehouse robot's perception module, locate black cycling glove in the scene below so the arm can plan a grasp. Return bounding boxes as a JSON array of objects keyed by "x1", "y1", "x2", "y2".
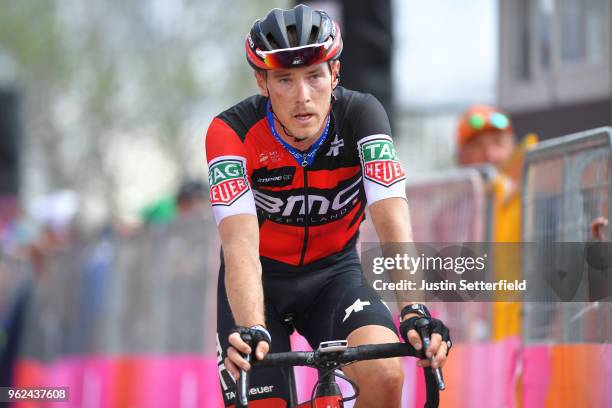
[
  {"x1": 229, "y1": 325, "x2": 272, "y2": 356},
  {"x1": 399, "y1": 304, "x2": 452, "y2": 356}
]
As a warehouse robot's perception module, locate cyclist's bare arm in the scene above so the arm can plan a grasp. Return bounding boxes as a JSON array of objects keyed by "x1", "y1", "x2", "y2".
[
  {"x1": 369, "y1": 196, "x2": 417, "y2": 312},
  {"x1": 218, "y1": 214, "x2": 269, "y2": 378},
  {"x1": 369, "y1": 197, "x2": 448, "y2": 367},
  {"x1": 369, "y1": 197, "x2": 413, "y2": 242}
]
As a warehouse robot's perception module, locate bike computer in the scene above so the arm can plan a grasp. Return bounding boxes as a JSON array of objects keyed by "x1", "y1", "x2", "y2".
[{"x1": 317, "y1": 340, "x2": 348, "y2": 353}]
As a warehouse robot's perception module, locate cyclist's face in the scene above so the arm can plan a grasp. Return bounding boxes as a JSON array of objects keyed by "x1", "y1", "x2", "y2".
[
  {"x1": 256, "y1": 61, "x2": 339, "y2": 143},
  {"x1": 458, "y1": 129, "x2": 516, "y2": 169}
]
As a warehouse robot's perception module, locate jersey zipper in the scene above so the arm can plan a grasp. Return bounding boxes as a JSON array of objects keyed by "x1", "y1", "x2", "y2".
[{"x1": 299, "y1": 153, "x2": 309, "y2": 266}]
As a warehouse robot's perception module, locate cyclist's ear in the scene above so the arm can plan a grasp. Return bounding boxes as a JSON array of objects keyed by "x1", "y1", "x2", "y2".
[
  {"x1": 254, "y1": 69, "x2": 269, "y2": 96},
  {"x1": 331, "y1": 60, "x2": 341, "y2": 89}
]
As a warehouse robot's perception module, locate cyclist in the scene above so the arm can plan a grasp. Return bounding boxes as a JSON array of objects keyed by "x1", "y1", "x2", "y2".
[{"x1": 205, "y1": 5, "x2": 452, "y2": 406}]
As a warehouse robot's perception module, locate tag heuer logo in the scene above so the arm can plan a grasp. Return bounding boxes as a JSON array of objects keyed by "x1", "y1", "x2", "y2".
[
  {"x1": 359, "y1": 138, "x2": 405, "y2": 187},
  {"x1": 209, "y1": 158, "x2": 249, "y2": 206}
]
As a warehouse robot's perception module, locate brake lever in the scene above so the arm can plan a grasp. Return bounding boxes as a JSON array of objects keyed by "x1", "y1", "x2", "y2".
[
  {"x1": 237, "y1": 354, "x2": 250, "y2": 407},
  {"x1": 236, "y1": 332, "x2": 253, "y2": 408},
  {"x1": 415, "y1": 317, "x2": 445, "y2": 390}
]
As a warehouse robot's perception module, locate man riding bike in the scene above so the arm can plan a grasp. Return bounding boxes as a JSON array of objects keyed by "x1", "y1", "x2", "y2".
[{"x1": 205, "y1": 4, "x2": 452, "y2": 406}]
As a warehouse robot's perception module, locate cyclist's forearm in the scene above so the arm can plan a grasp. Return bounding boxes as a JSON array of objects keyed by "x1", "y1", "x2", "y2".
[
  {"x1": 369, "y1": 197, "x2": 413, "y2": 242},
  {"x1": 218, "y1": 214, "x2": 266, "y2": 327},
  {"x1": 370, "y1": 198, "x2": 424, "y2": 305},
  {"x1": 224, "y1": 243, "x2": 265, "y2": 327}
]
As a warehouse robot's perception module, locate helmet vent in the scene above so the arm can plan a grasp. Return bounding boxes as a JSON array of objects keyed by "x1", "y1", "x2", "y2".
[
  {"x1": 286, "y1": 25, "x2": 298, "y2": 47},
  {"x1": 308, "y1": 27, "x2": 319, "y2": 44},
  {"x1": 266, "y1": 33, "x2": 280, "y2": 49}
]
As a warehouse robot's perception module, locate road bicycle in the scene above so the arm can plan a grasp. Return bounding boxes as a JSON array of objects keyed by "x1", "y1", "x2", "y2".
[{"x1": 233, "y1": 317, "x2": 444, "y2": 408}]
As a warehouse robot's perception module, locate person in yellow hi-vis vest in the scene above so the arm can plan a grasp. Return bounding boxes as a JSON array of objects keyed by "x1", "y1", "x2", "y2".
[
  {"x1": 457, "y1": 105, "x2": 538, "y2": 339},
  {"x1": 457, "y1": 105, "x2": 537, "y2": 407}
]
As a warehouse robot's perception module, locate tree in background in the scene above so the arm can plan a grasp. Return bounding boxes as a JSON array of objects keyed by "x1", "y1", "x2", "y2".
[{"x1": 0, "y1": 0, "x2": 287, "y2": 229}]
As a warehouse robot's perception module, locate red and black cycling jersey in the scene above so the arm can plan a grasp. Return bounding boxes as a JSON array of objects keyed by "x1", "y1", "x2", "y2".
[{"x1": 205, "y1": 86, "x2": 406, "y2": 266}]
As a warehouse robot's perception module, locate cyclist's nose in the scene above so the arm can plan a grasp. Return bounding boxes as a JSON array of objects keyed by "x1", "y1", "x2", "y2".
[{"x1": 295, "y1": 78, "x2": 311, "y2": 104}]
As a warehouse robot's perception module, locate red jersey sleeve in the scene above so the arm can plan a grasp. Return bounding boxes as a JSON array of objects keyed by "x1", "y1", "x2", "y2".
[
  {"x1": 352, "y1": 94, "x2": 407, "y2": 205},
  {"x1": 205, "y1": 117, "x2": 257, "y2": 224}
]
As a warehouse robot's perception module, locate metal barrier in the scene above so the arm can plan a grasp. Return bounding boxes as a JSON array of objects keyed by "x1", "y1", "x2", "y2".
[
  {"x1": 6, "y1": 213, "x2": 223, "y2": 406},
  {"x1": 521, "y1": 127, "x2": 612, "y2": 407},
  {"x1": 406, "y1": 166, "x2": 496, "y2": 243},
  {"x1": 406, "y1": 166, "x2": 496, "y2": 344},
  {"x1": 398, "y1": 166, "x2": 517, "y2": 408},
  {"x1": 359, "y1": 166, "x2": 496, "y2": 244},
  {"x1": 522, "y1": 127, "x2": 612, "y2": 344},
  {"x1": 17, "y1": 213, "x2": 221, "y2": 360}
]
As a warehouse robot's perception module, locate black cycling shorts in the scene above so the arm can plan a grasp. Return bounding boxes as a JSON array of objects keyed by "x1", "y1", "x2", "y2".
[{"x1": 215, "y1": 247, "x2": 398, "y2": 406}]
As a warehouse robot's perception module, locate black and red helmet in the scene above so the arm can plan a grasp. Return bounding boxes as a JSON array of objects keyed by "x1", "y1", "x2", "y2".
[{"x1": 245, "y1": 4, "x2": 343, "y2": 70}]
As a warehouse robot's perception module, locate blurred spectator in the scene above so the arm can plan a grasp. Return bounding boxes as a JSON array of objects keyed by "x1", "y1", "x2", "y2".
[
  {"x1": 0, "y1": 196, "x2": 19, "y2": 236},
  {"x1": 140, "y1": 178, "x2": 208, "y2": 226},
  {"x1": 75, "y1": 225, "x2": 116, "y2": 352},
  {"x1": 1, "y1": 202, "x2": 39, "y2": 257},
  {"x1": 140, "y1": 196, "x2": 177, "y2": 226},
  {"x1": 176, "y1": 179, "x2": 208, "y2": 217},
  {"x1": 456, "y1": 105, "x2": 538, "y2": 343},
  {"x1": 456, "y1": 105, "x2": 538, "y2": 242},
  {"x1": 27, "y1": 190, "x2": 80, "y2": 253},
  {"x1": 457, "y1": 105, "x2": 516, "y2": 171}
]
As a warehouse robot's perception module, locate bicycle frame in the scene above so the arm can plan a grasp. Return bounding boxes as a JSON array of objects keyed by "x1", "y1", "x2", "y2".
[
  {"x1": 296, "y1": 396, "x2": 343, "y2": 408},
  {"x1": 295, "y1": 366, "x2": 345, "y2": 408},
  {"x1": 231, "y1": 362, "x2": 347, "y2": 407}
]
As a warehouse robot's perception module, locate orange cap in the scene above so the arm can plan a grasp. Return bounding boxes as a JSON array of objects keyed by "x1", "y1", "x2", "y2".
[{"x1": 457, "y1": 105, "x2": 513, "y2": 146}]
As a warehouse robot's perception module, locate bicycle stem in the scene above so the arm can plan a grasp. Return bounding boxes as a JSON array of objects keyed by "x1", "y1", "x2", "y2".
[{"x1": 316, "y1": 366, "x2": 342, "y2": 399}]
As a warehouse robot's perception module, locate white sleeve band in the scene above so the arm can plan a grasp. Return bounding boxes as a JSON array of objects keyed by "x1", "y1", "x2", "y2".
[
  {"x1": 357, "y1": 134, "x2": 407, "y2": 206},
  {"x1": 208, "y1": 155, "x2": 257, "y2": 225}
]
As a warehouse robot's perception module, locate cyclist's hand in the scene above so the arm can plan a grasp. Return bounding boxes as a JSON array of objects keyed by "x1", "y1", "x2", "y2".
[
  {"x1": 400, "y1": 315, "x2": 451, "y2": 369},
  {"x1": 225, "y1": 325, "x2": 271, "y2": 379},
  {"x1": 415, "y1": 331, "x2": 449, "y2": 369}
]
